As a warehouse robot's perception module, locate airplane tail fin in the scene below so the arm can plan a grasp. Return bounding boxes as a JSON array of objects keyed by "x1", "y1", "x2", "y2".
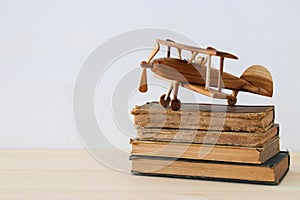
[{"x1": 240, "y1": 65, "x2": 273, "y2": 97}]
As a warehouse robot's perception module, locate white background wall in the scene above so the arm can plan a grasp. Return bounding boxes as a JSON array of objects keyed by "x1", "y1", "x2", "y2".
[{"x1": 0, "y1": 0, "x2": 299, "y2": 150}]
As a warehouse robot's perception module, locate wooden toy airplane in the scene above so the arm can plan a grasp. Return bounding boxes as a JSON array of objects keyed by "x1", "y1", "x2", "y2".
[{"x1": 138, "y1": 39, "x2": 273, "y2": 111}]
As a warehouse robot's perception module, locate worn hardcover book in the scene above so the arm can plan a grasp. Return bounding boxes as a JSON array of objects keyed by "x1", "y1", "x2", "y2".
[
  {"x1": 131, "y1": 136, "x2": 280, "y2": 164},
  {"x1": 131, "y1": 151, "x2": 290, "y2": 185},
  {"x1": 136, "y1": 124, "x2": 279, "y2": 147},
  {"x1": 131, "y1": 102, "x2": 274, "y2": 132}
]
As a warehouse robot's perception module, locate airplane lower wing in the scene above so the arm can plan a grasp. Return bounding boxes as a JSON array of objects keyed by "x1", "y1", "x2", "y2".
[{"x1": 181, "y1": 83, "x2": 234, "y2": 100}]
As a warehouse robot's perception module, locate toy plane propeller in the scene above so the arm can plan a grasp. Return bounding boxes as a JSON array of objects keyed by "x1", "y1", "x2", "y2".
[{"x1": 138, "y1": 39, "x2": 273, "y2": 111}]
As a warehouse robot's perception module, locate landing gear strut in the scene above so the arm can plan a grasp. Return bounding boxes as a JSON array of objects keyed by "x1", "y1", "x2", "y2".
[{"x1": 159, "y1": 81, "x2": 181, "y2": 111}]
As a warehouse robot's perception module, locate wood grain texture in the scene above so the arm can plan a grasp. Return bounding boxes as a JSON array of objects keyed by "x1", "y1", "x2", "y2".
[
  {"x1": 240, "y1": 65, "x2": 273, "y2": 97},
  {"x1": 139, "y1": 68, "x2": 148, "y2": 92},
  {"x1": 0, "y1": 150, "x2": 299, "y2": 199},
  {"x1": 156, "y1": 39, "x2": 238, "y2": 59},
  {"x1": 149, "y1": 57, "x2": 273, "y2": 97},
  {"x1": 151, "y1": 58, "x2": 247, "y2": 90}
]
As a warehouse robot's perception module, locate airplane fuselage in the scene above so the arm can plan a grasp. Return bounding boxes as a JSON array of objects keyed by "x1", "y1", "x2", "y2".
[{"x1": 150, "y1": 58, "x2": 249, "y2": 91}]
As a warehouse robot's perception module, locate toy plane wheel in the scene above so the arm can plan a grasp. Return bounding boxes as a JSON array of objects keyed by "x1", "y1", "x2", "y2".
[
  {"x1": 171, "y1": 99, "x2": 181, "y2": 111},
  {"x1": 227, "y1": 97, "x2": 237, "y2": 106},
  {"x1": 160, "y1": 94, "x2": 171, "y2": 107}
]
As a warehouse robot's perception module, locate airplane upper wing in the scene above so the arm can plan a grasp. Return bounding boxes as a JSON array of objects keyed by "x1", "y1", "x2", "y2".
[{"x1": 157, "y1": 39, "x2": 238, "y2": 60}]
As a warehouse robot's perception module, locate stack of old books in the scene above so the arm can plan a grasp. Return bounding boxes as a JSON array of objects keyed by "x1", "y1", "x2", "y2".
[{"x1": 130, "y1": 102, "x2": 290, "y2": 185}]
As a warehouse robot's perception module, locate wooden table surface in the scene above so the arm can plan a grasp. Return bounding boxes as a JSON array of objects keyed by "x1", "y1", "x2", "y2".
[{"x1": 0, "y1": 150, "x2": 299, "y2": 200}]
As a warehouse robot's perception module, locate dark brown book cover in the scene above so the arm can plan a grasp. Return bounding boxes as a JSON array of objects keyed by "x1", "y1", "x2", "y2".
[{"x1": 130, "y1": 151, "x2": 290, "y2": 185}]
